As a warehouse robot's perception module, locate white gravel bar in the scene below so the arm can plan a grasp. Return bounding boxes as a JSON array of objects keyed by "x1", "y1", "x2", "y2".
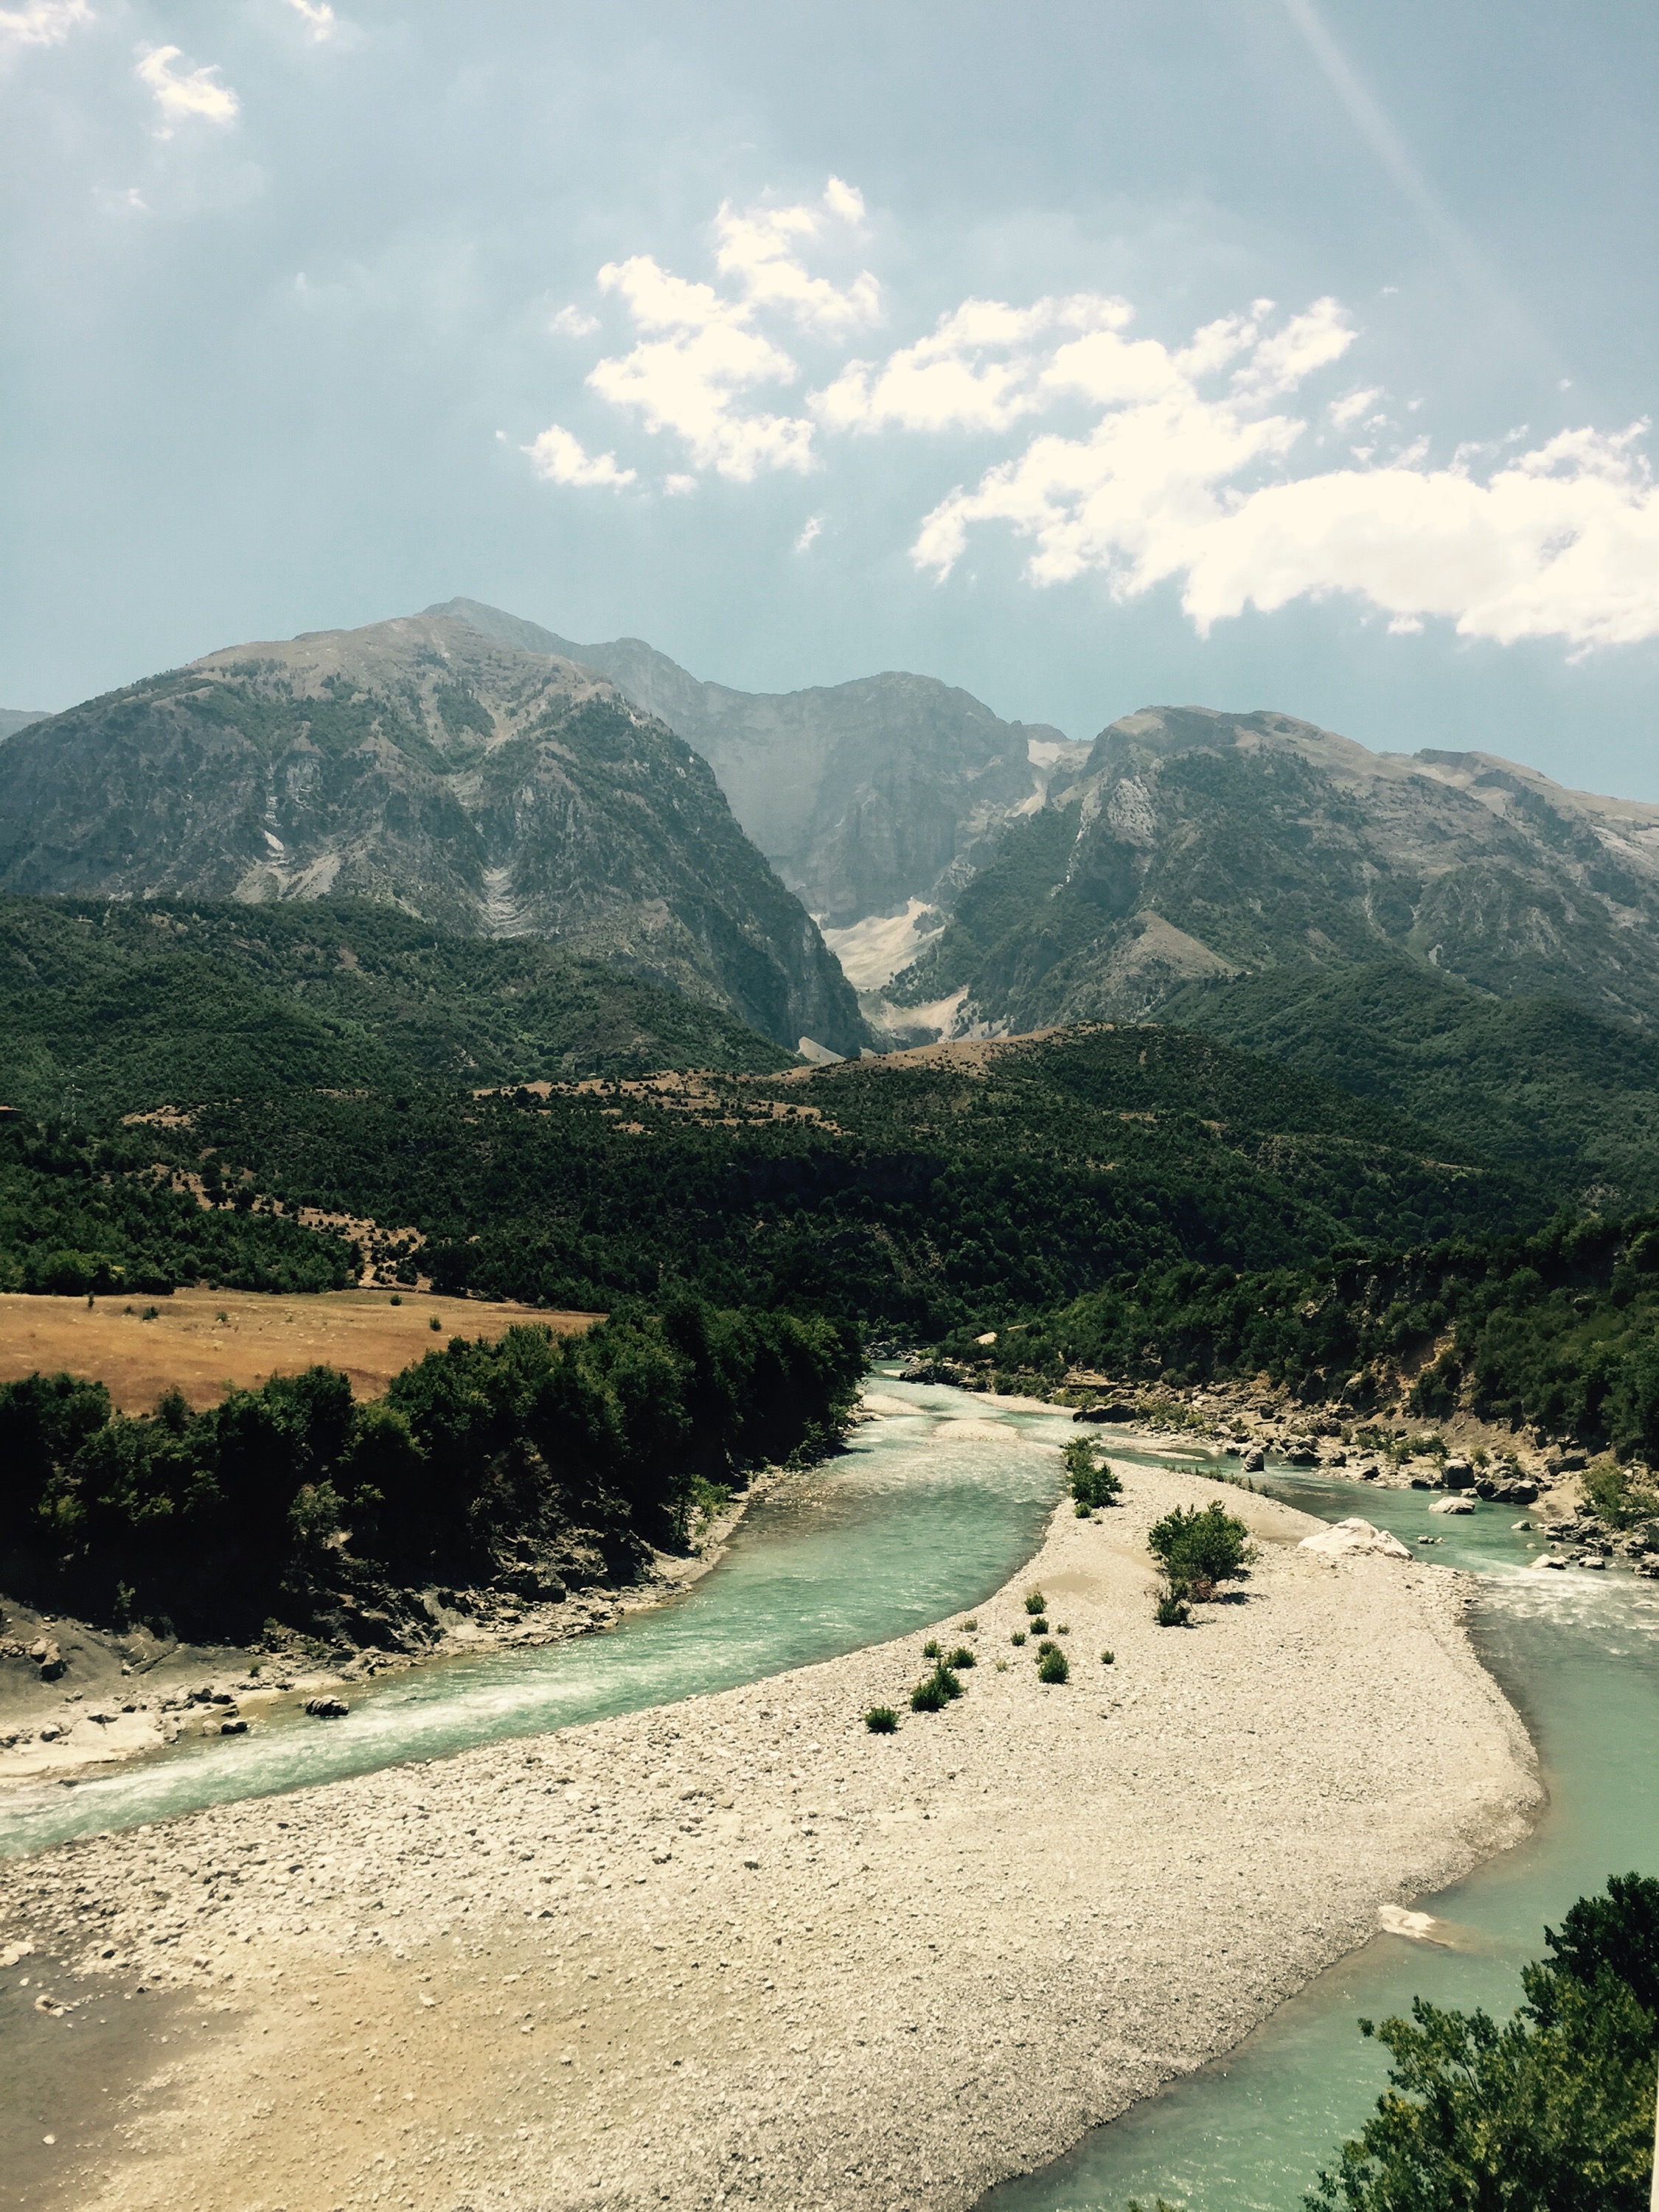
[{"x1": 0, "y1": 1459, "x2": 1539, "y2": 2212}]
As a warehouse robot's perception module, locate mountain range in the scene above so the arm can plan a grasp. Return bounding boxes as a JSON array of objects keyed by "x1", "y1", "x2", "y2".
[
  {"x1": 886, "y1": 703, "x2": 1659, "y2": 1037},
  {"x1": 10, "y1": 600, "x2": 1659, "y2": 1096}
]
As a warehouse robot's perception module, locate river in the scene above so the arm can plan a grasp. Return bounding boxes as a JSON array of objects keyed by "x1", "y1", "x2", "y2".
[
  {"x1": 3, "y1": 1381, "x2": 1655, "y2": 2210},
  {"x1": 982, "y1": 1464, "x2": 1659, "y2": 2211},
  {"x1": 0, "y1": 1378, "x2": 1074, "y2": 1860}
]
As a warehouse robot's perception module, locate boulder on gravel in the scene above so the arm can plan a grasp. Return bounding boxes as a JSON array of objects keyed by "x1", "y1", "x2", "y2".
[{"x1": 1298, "y1": 1518, "x2": 1411, "y2": 1562}]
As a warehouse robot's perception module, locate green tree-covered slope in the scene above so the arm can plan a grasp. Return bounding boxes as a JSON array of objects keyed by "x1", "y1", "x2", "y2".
[
  {"x1": 146, "y1": 1028, "x2": 1537, "y2": 1334},
  {"x1": 0, "y1": 894, "x2": 794, "y2": 1121},
  {"x1": 1159, "y1": 960, "x2": 1659, "y2": 1209}
]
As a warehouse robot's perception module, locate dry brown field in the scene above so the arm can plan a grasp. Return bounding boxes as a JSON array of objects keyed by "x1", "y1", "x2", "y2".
[{"x1": 0, "y1": 1288, "x2": 598, "y2": 1411}]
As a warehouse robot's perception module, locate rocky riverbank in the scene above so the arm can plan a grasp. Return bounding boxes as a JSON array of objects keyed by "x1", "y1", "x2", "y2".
[
  {"x1": 0, "y1": 1447, "x2": 1538, "y2": 2212},
  {"x1": 0, "y1": 1487, "x2": 762, "y2": 1788},
  {"x1": 899, "y1": 1357, "x2": 1659, "y2": 1579}
]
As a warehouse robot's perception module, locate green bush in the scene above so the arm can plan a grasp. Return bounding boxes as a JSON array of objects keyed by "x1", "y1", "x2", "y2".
[
  {"x1": 1074, "y1": 1498, "x2": 1093, "y2": 1517},
  {"x1": 1037, "y1": 1645, "x2": 1070, "y2": 1683},
  {"x1": 922, "y1": 1638, "x2": 941, "y2": 1658},
  {"x1": 1010, "y1": 1630, "x2": 1027, "y2": 1646},
  {"x1": 909, "y1": 1661, "x2": 963, "y2": 1712},
  {"x1": 1155, "y1": 1587, "x2": 1192, "y2": 1627},
  {"x1": 1147, "y1": 1500, "x2": 1256, "y2": 1587},
  {"x1": 863, "y1": 1705, "x2": 898, "y2": 1733},
  {"x1": 1064, "y1": 1435, "x2": 1123, "y2": 1510},
  {"x1": 947, "y1": 1645, "x2": 975, "y2": 1669},
  {"x1": 1101, "y1": 1649, "x2": 1115, "y2": 1665},
  {"x1": 1307, "y1": 1874, "x2": 1659, "y2": 2211},
  {"x1": 959, "y1": 1616, "x2": 978, "y2": 1631},
  {"x1": 1023, "y1": 1588, "x2": 1046, "y2": 1615},
  {"x1": 1029, "y1": 1615, "x2": 1049, "y2": 1634}
]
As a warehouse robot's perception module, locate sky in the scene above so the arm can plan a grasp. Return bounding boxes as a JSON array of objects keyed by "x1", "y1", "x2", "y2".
[{"x1": 5, "y1": 0, "x2": 1659, "y2": 795}]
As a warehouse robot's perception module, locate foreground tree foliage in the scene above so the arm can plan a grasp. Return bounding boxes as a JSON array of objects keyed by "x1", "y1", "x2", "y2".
[
  {"x1": 0, "y1": 1298, "x2": 861, "y2": 1641},
  {"x1": 1307, "y1": 1874, "x2": 1659, "y2": 2212}
]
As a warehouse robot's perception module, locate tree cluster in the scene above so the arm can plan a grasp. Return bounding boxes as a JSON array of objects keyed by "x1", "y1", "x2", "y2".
[{"x1": 0, "y1": 1298, "x2": 861, "y2": 1641}]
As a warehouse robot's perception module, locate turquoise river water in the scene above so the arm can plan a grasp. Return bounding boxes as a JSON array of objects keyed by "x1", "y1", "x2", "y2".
[{"x1": 3, "y1": 1376, "x2": 1656, "y2": 2211}]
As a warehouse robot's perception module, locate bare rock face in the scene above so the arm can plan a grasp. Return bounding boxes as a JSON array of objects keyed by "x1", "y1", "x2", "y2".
[
  {"x1": 0, "y1": 616, "x2": 866, "y2": 1057},
  {"x1": 428, "y1": 597, "x2": 1088, "y2": 939}
]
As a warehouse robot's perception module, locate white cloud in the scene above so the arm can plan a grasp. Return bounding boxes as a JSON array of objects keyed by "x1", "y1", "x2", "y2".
[
  {"x1": 550, "y1": 305, "x2": 599, "y2": 338},
  {"x1": 565, "y1": 181, "x2": 877, "y2": 484},
  {"x1": 521, "y1": 423, "x2": 636, "y2": 490},
  {"x1": 136, "y1": 44, "x2": 240, "y2": 134},
  {"x1": 713, "y1": 176, "x2": 879, "y2": 337},
  {"x1": 911, "y1": 299, "x2": 1659, "y2": 650},
  {"x1": 664, "y1": 473, "x2": 698, "y2": 496},
  {"x1": 1329, "y1": 386, "x2": 1382, "y2": 431},
  {"x1": 586, "y1": 246, "x2": 818, "y2": 481},
  {"x1": 816, "y1": 296, "x2": 1117, "y2": 435},
  {"x1": 284, "y1": 0, "x2": 337, "y2": 38},
  {"x1": 795, "y1": 514, "x2": 824, "y2": 552},
  {"x1": 0, "y1": 0, "x2": 88, "y2": 54}
]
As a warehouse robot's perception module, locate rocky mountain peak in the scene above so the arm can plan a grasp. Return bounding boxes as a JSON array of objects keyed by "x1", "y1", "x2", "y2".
[{"x1": 0, "y1": 614, "x2": 867, "y2": 1057}]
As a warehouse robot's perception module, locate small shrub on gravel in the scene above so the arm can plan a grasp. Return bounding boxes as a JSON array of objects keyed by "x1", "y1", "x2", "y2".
[
  {"x1": 1148, "y1": 1501, "x2": 1256, "y2": 1587},
  {"x1": 947, "y1": 1645, "x2": 976, "y2": 1669},
  {"x1": 864, "y1": 1705, "x2": 898, "y2": 1733},
  {"x1": 1010, "y1": 1630, "x2": 1027, "y2": 1647},
  {"x1": 1155, "y1": 1585, "x2": 1192, "y2": 1627},
  {"x1": 1064, "y1": 1436, "x2": 1123, "y2": 1511},
  {"x1": 995, "y1": 1660, "x2": 1009, "y2": 1672},
  {"x1": 1074, "y1": 1500, "x2": 1093, "y2": 1518},
  {"x1": 1023, "y1": 1590, "x2": 1046, "y2": 1615},
  {"x1": 910, "y1": 1662, "x2": 963, "y2": 1712},
  {"x1": 960, "y1": 1617, "x2": 978, "y2": 1632},
  {"x1": 1101, "y1": 1649, "x2": 1116, "y2": 1666},
  {"x1": 1037, "y1": 1645, "x2": 1070, "y2": 1684},
  {"x1": 1056, "y1": 1622, "x2": 1070, "y2": 1635},
  {"x1": 1029, "y1": 1615, "x2": 1049, "y2": 1635},
  {"x1": 922, "y1": 1638, "x2": 941, "y2": 1658}
]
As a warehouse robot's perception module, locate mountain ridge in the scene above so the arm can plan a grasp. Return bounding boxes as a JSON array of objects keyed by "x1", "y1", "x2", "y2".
[
  {"x1": 0, "y1": 615, "x2": 866, "y2": 1057},
  {"x1": 427, "y1": 597, "x2": 1088, "y2": 939},
  {"x1": 891, "y1": 702, "x2": 1659, "y2": 1037}
]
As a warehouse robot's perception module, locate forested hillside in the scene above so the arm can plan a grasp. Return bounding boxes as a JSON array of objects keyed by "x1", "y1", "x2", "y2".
[
  {"x1": 0, "y1": 894, "x2": 793, "y2": 1121},
  {"x1": 1160, "y1": 961, "x2": 1659, "y2": 1210},
  {"x1": 126, "y1": 1029, "x2": 1536, "y2": 1333}
]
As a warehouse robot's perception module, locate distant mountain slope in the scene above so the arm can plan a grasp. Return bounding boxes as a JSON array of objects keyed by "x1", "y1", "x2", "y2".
[
  {"x1": 0, "y1": 616, "x2": 866, "y2": 1057},
  {"x1": 0, "y1": 709, "x2": 47, "y2": 740},
  {"x1": 891, "y1": 704, "x2": 1659, "y2": 1035},
  {"x1": 428, "y1": 596, "x2": 1087, "y2": 939},
  {"x1": 0, "y1": 894, "x2": 794, "y2": 1118},
  {"x1": 1160, "y1": 959, "x2": 1659, "y2": 1211}
]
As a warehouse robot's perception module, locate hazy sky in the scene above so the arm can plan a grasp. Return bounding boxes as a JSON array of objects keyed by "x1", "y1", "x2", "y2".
[{"x1": 6, "y1": 1, "x2": 1659, "y2": 793}]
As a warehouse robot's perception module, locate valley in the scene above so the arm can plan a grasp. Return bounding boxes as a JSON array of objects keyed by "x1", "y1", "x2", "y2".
[{"x1": 2, "y1": 607, "x2": 1658, "y2": 2211}]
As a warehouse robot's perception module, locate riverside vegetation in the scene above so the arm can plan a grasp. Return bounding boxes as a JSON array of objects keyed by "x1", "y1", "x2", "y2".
[
  {"x1": 0, "y1": 1298, "x2": 860, "y2": 1644},
  {"x1": 1306, "y1": 1874, "x2": 1659, "y2": 2212}
]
